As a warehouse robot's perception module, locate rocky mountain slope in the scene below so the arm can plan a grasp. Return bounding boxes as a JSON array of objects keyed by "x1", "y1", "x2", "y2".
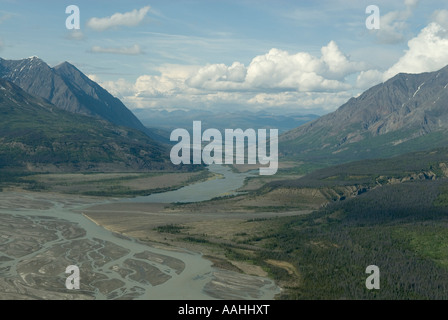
[
  {"x1": 280, "y1": 65, "x2": 448, "y2": 165},
  {"x1": 0, "y1": 78, "x2": 173, "y2": 172},
  {"x1": 0, "y1": 56, "x2": 165, "y2": 142}
]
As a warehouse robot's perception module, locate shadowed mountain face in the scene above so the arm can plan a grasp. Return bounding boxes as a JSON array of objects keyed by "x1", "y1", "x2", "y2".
[
  {"x1": 280, "y1": 65, "x2": 448, "y2": 165},
  {"x1": 0, "y1": 78, "x2": 173, "y2": 172},
  {"x1": 0, "y1": 56, "x2": 165, "y2": 142}
]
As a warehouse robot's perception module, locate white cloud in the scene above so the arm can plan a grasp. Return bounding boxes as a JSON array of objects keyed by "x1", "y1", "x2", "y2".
[
  {"x1": 86, "y1": 3, "x2": 448, "y2": 116},
  {"x1": 132, "y1": 65, "x2": 199, "y2": 98},
  {"x1": 245, "y1": 48, "x2": 324, "y2": 91},
  {"x1": 101, "y1": 78, "x2": 136, "y2": 99},
  {"x1": 87, "y1": 6, "x2": 151, "y2": 31},
  {"x1": 90, "y1": 44, "x2": 143, "y2": 55},
  {"x1": 378, "y1": 12, "x2": 409, "y2": 44},
  {"x1": 247, "y1": 92, "x2": 352, "y2": 112},
  {"x1": 373, "y1": 0, "x2": 419, "y2": 44},
  {"x1": 383, "y1": 22, "x2": 448, "y2": 80},
  {"x1": 98, "y1": 34, "x2": 389, "y2": 114},
  {"x1": 98, "y1": 42, "x2": 365, "y2": 113},
  {"x1": 186, "y1": 42, "x2": 362, "y2": 93},
  {"x1": 431, "y1": 9, "x2": 448, "y2": 30},
  {"x1": 87, "y1": 74, "x2": 100, "y2": 83},
  {"x1": 100, "y1": 64, "x2": 200, "y2": 102},
  {"x1": 320, "y1": 41, "x2": 365, "y2": 78},
  {"x1": 404, "y1": 0, "x2": 419, "y2": 8},
  {"x1": 186, "y1": 62, "x2": 248, "y2": 91},
  {"x1": 95, "y1": 14, "x2": 448, "y2": 115},
  {"x1": 65, "y1": 30, "x2": 84, "y2": 41},
  {"x1": 355, "y1": 14, "x2": 448, "y2": 86},
  {"x1": 135, "y1": 75, "x2": 183, "y2": 97},
  {"x1": 356, "y1": 70, "x2": 384, "y2": 89}
]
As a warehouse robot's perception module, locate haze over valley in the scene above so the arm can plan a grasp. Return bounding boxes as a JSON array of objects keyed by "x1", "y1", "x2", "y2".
[{"x1": 1, "y1": 0, "x2": 448, "y2": 301}]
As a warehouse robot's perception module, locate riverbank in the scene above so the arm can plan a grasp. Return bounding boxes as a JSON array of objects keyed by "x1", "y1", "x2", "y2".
[
  {"x1": 3, "y1": 170, "x2": 213, "y2": 198},
  {"x1": 0, "y1": 164, "x2": 311, "y2": 300},
  {"x1": 0, "y1": 190, "x2": 281, "y2": 300},
  {"x1": 82, "y1": 198, "x2": 308, "y2": 296}
]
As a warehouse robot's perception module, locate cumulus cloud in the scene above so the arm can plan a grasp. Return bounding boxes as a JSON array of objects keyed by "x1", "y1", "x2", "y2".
[
  {"x1": 127, "y1": 42, "x2": 361, "y2": 97},
  {"x1": 93, "y1": 6, "x2": 448, "y2": 115},
  {"x1": 135, "y1": 75, "x2": 183, "y2": 97},
  {"x1": 243, "y1": 48, "x2": 346, "y2": 92},
  {"x1": 100, "y1": 65, "x2": 199, "y2": 104},
  {"x1": 383, "y1": 22, "x2": 448, "y2": 80},
  {"x1": 186, "y1": 62, "x2": 248, "y2": 91},
  {"x1": 320, "y1": 41, "x2": 366, "y2": 78},
  {"x1": 132, "y1": 65, "x2": 199, "y2": 97},
  {"x1": 356, "y1": 70, "x2": 384, "y2": 89},
  {"x1": 431, "y1": 9, "x2": 448, "y2": 29},
  {"x1": 126, "y1": 43, "x2": 361, "y2": 100},
  {"x1": 98, "y1": 42, "x2": 366, "y2": 113},
  {"x1": 90, "y1": 44, "x2": 143, "y2": 55},
  {"x1": 373, "y1": 0, "x2": 419, "y2": 44},
  {"x1": 355, "y1": 13, "x2": 448, "y2": 86},
  {"x1": 186, "y1": 42, "x2": 363, "y2": 93},
  {"x1": 247, "y1": 92, "x2": 352, "y2": 112},
  {"x1": 101, "y1": 78, "x2": 136, "y2": 98},
  {"x1": 87, "y1": 6, "x2": 150, "y2": 31}
]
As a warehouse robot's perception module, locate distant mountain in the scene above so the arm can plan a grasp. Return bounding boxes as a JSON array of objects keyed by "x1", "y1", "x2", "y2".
[
  {"x1": 280, "y1": 65, "x2": 448, "y2": 166},
  {"x1": 0, "y1": 78, "x2": 174, "y2": 172},
  {"x1": 134, "y1": 109, "x2": 319, "y2": 133},
  {"x1": 0, "y1": 56, "x2": 165, "y2": 142}
]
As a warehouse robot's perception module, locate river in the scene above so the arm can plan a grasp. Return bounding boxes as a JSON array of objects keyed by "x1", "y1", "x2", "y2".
[
  {"x1": 0, "y1": 165, "x2": 280, "y2": 300},
  {"x1": 124, "y1": 164, "x2": 256, "y2": 203}
]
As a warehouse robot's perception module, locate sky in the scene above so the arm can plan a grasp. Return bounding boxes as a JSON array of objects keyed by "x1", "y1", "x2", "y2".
[{"x1": 0, "y1": 0, "x2": 447, "y2": 115}]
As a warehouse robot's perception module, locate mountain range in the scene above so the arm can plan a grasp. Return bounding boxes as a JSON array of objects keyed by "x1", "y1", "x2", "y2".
[
  {"x1": 2, "y1": 55, "x2": 448, "y2": 174},
  {"x1": 0, "y1": 78, "x2": 173, "y2": 172},
  {"x1": 0, "y1": 56, "x2": 165, "y2": 142},
  {"x1": 280, "y1": 65, "x2": 448, "y2": 166}
]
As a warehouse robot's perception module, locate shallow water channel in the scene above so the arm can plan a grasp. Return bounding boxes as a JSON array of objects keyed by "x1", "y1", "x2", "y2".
[
  {"x1": 0, "y1": 165, "x2": 280, "y2": 300},
  {"x1": 124, "y1": 164, "x2": 255, "y2": 203}
]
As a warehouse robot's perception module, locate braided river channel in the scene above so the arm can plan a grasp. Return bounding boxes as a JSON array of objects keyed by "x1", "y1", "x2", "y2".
[{"x1": 0, "y1": 165, "x2": 280, "y2": 300}]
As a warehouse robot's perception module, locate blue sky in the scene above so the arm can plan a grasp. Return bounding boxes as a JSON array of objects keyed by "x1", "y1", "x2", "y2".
[{"x1": 0, "y1": 0, "x2": 447, "y2": 115}]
